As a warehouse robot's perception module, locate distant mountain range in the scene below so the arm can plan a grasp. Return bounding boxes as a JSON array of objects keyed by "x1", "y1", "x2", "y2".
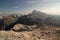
[{"x1": 0, "y1": 10, "x2": 60, "y2": 30}]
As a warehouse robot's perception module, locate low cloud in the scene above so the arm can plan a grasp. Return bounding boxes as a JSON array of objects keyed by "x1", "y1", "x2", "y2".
[{"x1": 39, "y1": 7, "x2": 60, "y2": 15}]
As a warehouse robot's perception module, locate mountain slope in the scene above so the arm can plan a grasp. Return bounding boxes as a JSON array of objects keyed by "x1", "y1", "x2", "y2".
[{"x1": 0, "y1": 10, "x2": 60, "y2": 30}]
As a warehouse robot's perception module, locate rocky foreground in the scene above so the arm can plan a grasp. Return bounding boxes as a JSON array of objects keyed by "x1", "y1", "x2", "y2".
[{"x1": 0, "y1": 25, "x2": 60, "y2": 40}]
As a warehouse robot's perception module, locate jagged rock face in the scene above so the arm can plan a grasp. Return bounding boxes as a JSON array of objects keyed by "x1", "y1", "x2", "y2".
[{"x1": 0, "y1": 14, "x2": 21, "y2": 30}]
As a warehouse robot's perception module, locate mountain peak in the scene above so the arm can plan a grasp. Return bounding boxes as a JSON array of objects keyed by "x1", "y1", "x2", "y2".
[{"x1": 32, "y1": 10, "x2": 41, "y2": 13}]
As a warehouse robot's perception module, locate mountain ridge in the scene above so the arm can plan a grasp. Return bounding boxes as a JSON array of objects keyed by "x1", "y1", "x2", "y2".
[{"x1": 0, "y1": 10, "x2": 60, "y2": 30}]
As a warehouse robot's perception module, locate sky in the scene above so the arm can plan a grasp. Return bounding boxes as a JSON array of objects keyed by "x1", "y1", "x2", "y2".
[{"x1": 0, "y1": 0, "x2": 60, "y2": 15}]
